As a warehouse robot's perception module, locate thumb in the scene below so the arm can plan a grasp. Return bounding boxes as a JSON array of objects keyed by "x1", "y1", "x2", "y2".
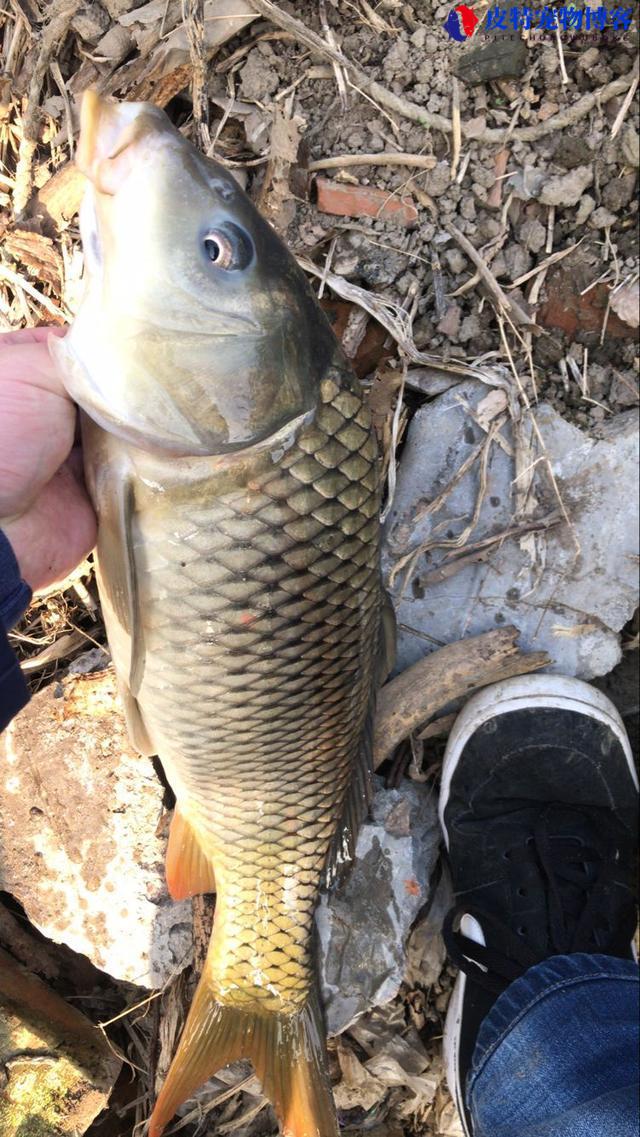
[{"x1": 0, "y1": 327, "x2": 69, "y2": 397}]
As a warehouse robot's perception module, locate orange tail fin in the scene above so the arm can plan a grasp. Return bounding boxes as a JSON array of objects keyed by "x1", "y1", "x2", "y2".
[
  {"x1": 165, "y1": 806, "x2": 216, "y2": 900},
  {"x1": 148, "y1": 977, "x2": 338, "y2": 1137}
]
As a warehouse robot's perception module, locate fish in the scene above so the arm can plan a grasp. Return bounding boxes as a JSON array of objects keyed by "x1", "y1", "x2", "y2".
[{"x1": 54, "y1": 90, "x2": 387, "y2": 1137}]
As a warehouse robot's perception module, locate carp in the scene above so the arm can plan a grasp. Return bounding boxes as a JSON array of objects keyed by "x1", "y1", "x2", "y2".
[{"x1": 55, "y1": 90, "x2": 386, "y2": 1137}]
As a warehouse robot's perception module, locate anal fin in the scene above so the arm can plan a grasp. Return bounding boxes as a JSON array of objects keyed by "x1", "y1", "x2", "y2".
[{"x1": 166, "y1": 806, "x2": 216, "y2": 900}]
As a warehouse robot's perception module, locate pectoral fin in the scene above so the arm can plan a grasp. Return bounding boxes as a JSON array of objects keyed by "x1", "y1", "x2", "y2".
[
  {"x1": 85, "y1": 428, "x2": 151, "y2": 753},
  {"x1": 95, "y1": 470, "x2": 145, "y2": 696},
  {"x1": 118, "y1": 679, "x2": 154, "y2": 757},
  {"x1": 323, "y1": 592, "x2": 396, "y2": 888}
]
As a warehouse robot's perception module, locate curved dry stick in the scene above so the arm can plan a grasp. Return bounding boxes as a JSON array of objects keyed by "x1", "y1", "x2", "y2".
[
  {"x1": 308, "y1": 152, "x2": 437, "y2": 171},
  {"x1": 373, "y1": 626, "x2": 549, "y2": 769}
]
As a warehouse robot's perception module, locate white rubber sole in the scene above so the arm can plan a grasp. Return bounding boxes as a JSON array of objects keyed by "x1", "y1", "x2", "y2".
[
  {"x1": 440, "y1": 673, "x2": 638, "y2": 1134},
  {"x1": 443, "y1": 916, "x2": 484, "y2": 1137}
]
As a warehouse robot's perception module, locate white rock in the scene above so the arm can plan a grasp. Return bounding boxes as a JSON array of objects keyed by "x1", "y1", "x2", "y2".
[
  {"x1": 0, "y1": 669, "x2": 192, "y2": 987},
  {"x1": 383, "y1": 382, "x2": 639, "y2": 680},
  {"x1": 317, "y1": 779, "x2": 441, "y2": 1036}
]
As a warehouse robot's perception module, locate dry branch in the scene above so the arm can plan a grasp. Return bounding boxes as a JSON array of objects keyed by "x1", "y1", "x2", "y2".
[{"x1": 373, "y1": 626, "x2": 549, "y2": 768}]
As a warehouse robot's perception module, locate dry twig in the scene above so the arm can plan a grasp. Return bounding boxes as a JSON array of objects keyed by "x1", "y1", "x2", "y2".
[
  {"x1": 450, "y1": 77, "x2": 461, "y2": 181},
  {"x1": 308, "y1": 151, "x2": 436, "y2": 171},
  {"x1": 610, "y1": 58, "x2": 639, "y2": 140},
  {"x1": 446, "y1": 223, "x2": 532, "y2": 328},
  {"x1": 507, "y1": 240, "x2": 583, "y2": 289},
  {"x1": 319, "y1": 0, "x2": 348, "y2": 111}
]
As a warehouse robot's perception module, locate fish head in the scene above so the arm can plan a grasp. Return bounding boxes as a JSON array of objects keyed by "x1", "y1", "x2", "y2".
[{"x1": 56, "y1": 91, "x2": 339, "y2": 456}]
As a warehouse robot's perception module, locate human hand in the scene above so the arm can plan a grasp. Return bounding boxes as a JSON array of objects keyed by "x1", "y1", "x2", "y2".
[{"x1": 0, "y1": 326, "x2": 97, "y2": 592}]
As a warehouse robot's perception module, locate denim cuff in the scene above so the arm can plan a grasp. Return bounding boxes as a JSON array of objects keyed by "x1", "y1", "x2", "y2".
[
  {"x1": 469, "y1": 952, "x2": 639, "y2": 1090},
  {"x1": 0, "y1": 528, "x2": 32, "y2": 631}
]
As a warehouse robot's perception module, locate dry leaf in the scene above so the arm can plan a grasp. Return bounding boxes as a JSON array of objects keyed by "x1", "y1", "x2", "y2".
[
  {"x1": 334, "y1": 1043, "x2": 386, "y2": 1112},
  {"x1": 257, "y1": 107, "x2": 306, "y2": 231}
]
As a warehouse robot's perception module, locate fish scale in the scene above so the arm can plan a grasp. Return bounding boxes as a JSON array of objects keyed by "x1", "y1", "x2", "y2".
[{"x1": 125, "y1": 373, "x2": 381, "y2": 1017}]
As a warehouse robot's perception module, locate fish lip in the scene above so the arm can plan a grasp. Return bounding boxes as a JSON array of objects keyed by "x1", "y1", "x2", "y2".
[
  {"x1": 76, "y1": 90, "x2": 175, "y2": 194},
  {"x1": 76, "y1": 89, "x2": 125, "y2": 180},
  {"x1": 131, "y1": 312, "x2": 265, "y2": 336}
]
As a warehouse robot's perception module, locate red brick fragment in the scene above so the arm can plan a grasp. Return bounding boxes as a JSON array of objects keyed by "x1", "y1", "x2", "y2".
[
  {"x1": 315, "y1": 176, "x2": 418, "y2": 226},
  {"x1": 537, "y1": 266, "x2": 636, "y2": 340}
]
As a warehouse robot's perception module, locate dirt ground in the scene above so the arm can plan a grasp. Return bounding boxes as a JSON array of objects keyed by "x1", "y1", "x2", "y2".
[{"x1": 0, "y1": 2, "x2": 638, "y2": 1135}]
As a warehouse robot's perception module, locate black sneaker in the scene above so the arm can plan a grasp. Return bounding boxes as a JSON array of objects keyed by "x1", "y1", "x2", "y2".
[{"x1": 438, "y1": 674, "x2": 639, "y2": 1137}]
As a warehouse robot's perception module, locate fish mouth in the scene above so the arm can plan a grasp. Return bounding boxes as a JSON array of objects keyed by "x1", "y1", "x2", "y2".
[{"x1": 76, "y1": 89, "x2": 168, "y2": 195}]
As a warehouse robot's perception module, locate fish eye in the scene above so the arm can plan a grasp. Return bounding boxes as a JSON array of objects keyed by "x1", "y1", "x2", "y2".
[
  {"x1": 202, "y1": 223, "x2": 253, "y2": 271},
  {"x1": 204, "y1": 231, "x2": 233, "y2": 267}
]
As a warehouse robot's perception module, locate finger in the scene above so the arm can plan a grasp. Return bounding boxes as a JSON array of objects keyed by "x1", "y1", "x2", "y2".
[{"x1": 0, "y1": 377, "x2": 77, "y2": 518}]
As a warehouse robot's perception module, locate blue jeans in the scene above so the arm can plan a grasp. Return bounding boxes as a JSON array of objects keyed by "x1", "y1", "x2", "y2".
[{"x1": 467, "y1": 954, "x2": 639, "y2": 1137}]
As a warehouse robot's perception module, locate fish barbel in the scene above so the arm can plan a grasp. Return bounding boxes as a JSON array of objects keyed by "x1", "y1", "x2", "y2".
[{"x1": 55, "y1": 90, "x2": 386, "y2": 1137}]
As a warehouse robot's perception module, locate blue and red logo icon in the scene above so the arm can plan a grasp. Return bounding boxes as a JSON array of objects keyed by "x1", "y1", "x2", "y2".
[{"x1": 444, "y1": 4, "x2": 480, "y2": 40}]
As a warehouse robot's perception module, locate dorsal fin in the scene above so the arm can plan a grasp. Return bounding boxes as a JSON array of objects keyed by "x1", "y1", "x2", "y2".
[{"x1": 324, "y1": 590, "x2": 395, "y2": 888}]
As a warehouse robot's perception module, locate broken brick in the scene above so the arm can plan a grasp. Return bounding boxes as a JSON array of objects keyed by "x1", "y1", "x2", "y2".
[
  {"x1": 537, "y1": 265, "x2": 637, "y2": 340},
  {"x1": 315, "y1": 176, "x2": 418, "y2": 226}
]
